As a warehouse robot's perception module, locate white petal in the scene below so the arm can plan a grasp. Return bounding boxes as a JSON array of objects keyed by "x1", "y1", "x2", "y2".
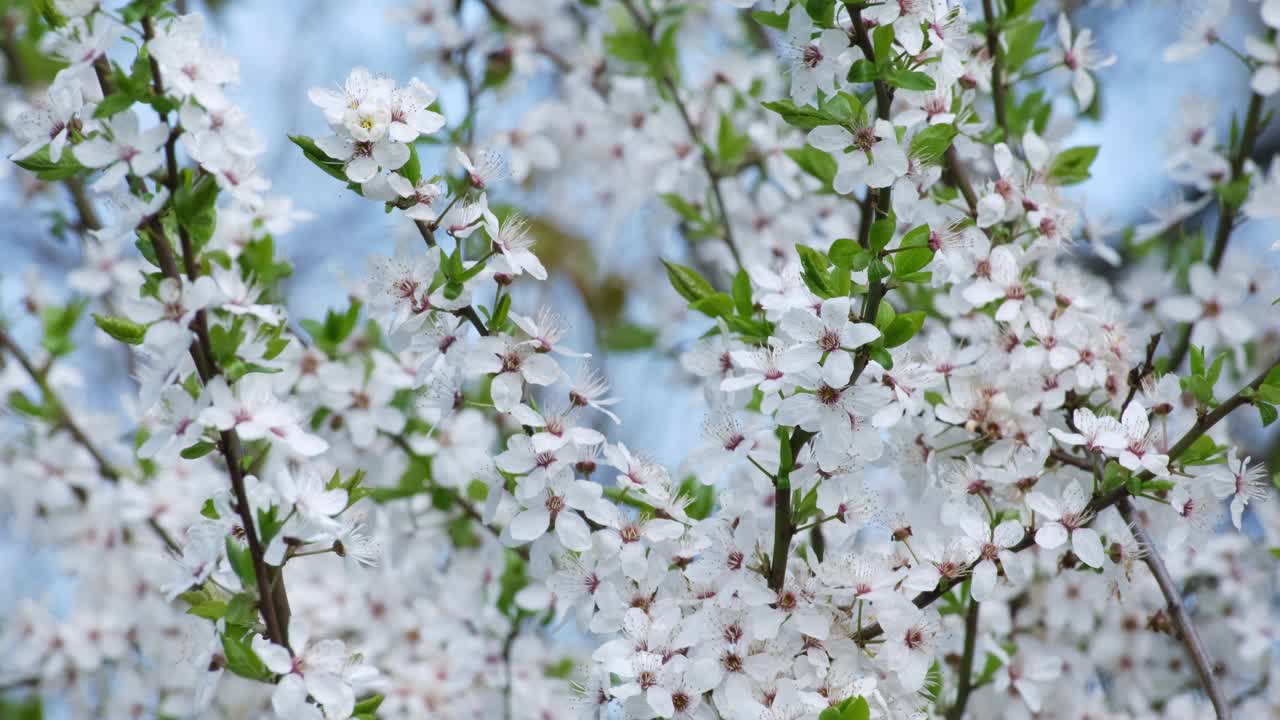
[{"x1": 1035, "y1": 522, "x2": 1068, "y2": 550}]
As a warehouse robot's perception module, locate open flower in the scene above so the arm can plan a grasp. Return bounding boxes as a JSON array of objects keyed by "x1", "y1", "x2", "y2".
[{"x1": 1027, "y1": 480, "x2": 1105, "y2": 568}]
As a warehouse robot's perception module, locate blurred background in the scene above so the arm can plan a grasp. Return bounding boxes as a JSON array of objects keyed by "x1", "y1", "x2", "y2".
[{"x1": 1, "y1": 0, "x2": 1278, "y2": 694}]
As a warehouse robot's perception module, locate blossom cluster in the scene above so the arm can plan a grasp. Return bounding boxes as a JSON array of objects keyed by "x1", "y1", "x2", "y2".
[{"x1": 1, "y1": 1, "x2": 1279, "y2": 720}]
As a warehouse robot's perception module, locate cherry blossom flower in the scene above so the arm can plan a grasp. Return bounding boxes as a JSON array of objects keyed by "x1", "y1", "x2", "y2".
[
  {"x1": 808, "y1": 118, "x2": 910, "y2": 191},
  {"x1": 1027, "y1": 480, "x2": 1106, "y2": 568},
  {"x1": 1050, "y1": 14, "x2": 1115, "y2": 108},
  {"x1": 198, "y1": 375, "x2": 328, "y2": 456},
  {"x1": 782, "y1": 6, "x2": 848, "y2": 105},
  {"x1": 508, "y1": 465, "x2": 604, "y2": 551},
  {"x1": 74, "y1": 110, "x2": 169, "y2": 191},
  {"x1": 776, "y1": 297, "x2": 879, "y2": 387},
  {"x1": 1208, "y1": 450, "x2": 1268, "y2": 529}
]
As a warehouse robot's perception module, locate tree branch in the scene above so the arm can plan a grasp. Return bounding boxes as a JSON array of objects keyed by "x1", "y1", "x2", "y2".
[
  {"x1": 852, "y1": 355, "x2": 1280, "y2": 645},
  {"x1": 981, "y1": 0, "x2": 1008, "y2": 138},
  {"x1": 946, "y1": 597, "x2": 981, "y2": 720},
  {"x1": 619, "y1": 0, "x2": 744, "y2": 270},
  {"x1": 1118, "y1": 497, "x2": 1231, "y2": 719},
  {"x1": 139, "y1": 12, "x2": 291, "y2": 650},
  {"x1": 0, "y1": 329, "x2": 179, "y2": 553},
  {"x1": 1166, "y1": 75, "x2": 1268, "y2": 371}
]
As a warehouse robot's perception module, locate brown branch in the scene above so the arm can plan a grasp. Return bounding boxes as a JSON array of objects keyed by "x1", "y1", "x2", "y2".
[
  {"x1": 0, "y1": 329, "x2": 179, "y2": 553},
  {"x1": 0, "y1": 329, "x2": 118, "y2": 483},
  {"x1": 853, "y1": 356, "x2": 1280, "y2": 645},
  {"x1": 1121, "y1": 332, "x2": 1162, "y2": 414},
  {"x1": 139, "y1": 12, "x2": 290, "y2": 650},
  {"x1": 773, "y1": 7, "x2": 899, "y2": 587},
  {"x1": 945, "y1": 147, "x2": 979, "y2": 217},
  {"x1": 1118, "y1": 497, "x2": 1231, "y2": 719},
  {"x1": 981, "y1": 0, "x2": 1008, "y2": 139},
  {"x1": 1166, "y1": 72, "x2": 1269, "y2": 371},
  {"x1": 946, "y1": 597, "x2": 981, "y2": 720},
  {"x1": 619, "y1": 0, "x2": 743, "y2": 270}
]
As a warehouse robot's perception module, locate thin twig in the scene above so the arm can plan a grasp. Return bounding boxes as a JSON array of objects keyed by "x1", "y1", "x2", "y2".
[
  {"x1": 1118, "y1": 497, "x2": 1231, "y2": 719},
  {"x1": 1166, "y1": 73, "x2": 1269, "y2": 371},
  {"x1": 852, "y1": 356, "x2": 1280, "y2": 645},
  {"x1": 619, "y1": 0, "x2": 743, "y2": 270},
  {"x1": 0, "y1": 329, "x2": 180, "y2": 553},
  {"x1": 1121, "y1": 332, "x2": 1162, "y2": 414}
]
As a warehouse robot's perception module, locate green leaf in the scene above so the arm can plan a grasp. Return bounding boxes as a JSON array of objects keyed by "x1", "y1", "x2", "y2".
[
  {"x1": 174, "y1": 174, "x2": 219, "y2": 254},
  {"x1": 677, "y1": 477, "x2": 716, "y2": 520},
  {"x1": 353, "y1": 695, "x2": 385, "y2": 715},
  {"x1": 1206, "y1": 350, "x2": 1227, "y2": 387},
  {"x1": 796, "y1": 245, "x2": 834, "y2": 298},
  {"x1": 732, "y1": 269, "x2": 754, "y2": 316},
  {"x1": 601, "y1": 323, "x2": 659, "y2": 351},
  {"x1": 761, "y1": 99, "x2": 848, "y2": 130},
  {"x1": 180, "y1": 441, "x2": 217, "y2": 459},
  {"x1": 1003, "y1": 19, "x2": 1045, "y2": 71},
  {"x1": 846, "y1": 59, "x2": 877, "y2": 83},
  {"x1": 402, "y1": 142, "x2": 423, "y2": 185},
  {"x1": 41, "y1": 300, "x2": 86, "y2": 358},
  {"x1": 237, "y1": 235, "x2": 292, "y2": 287},
  {"x1": 224, "y1": 359, "x2": 284, "y2": 383},
  {"x1": 885, "y1": 68, "x2": 935, "y2": 91},
  {"x1": 1216, "y1": 176, "x2": 1250, "y2": 207},
  {"x1": 186, "y1": 599, "x2": 228, "y2": 620},
  {"x1": 0, "y1": 696, "x2": 44, "y2": 720},
  {"x1": 93, "y1": 92, "x2": 135, "y2": 118},
  {"x1": 868, "y1": 213, "x2": 897, "y2": 253},
  {"x1": 751, "y1": 10, "x2": 789, "y2": 30},
  {"x1": 909, "y1": 123, "x2": 957, "y2": 165},
  {"x1": 8, "y1": 386, "x2": 53, "y2": 420},
  {"x1": 482, "y1": 48, "x2": 514, "y2": 89},
  {"x1": 804, "y1": 0, "x2": 836, "y2": 26},
  {"x1": 901, "y1": 224, "x2": 930, "y2": 247},
  {"x1": 221, "y1": 626, "x2": 271, "y2": 681},
  {"x1": 842, "y1": 696, "x2": 871, "y2": 720},
  {"x1": 1258, "y1": 402, "x2": 1278, "y2": 427},
  {"x1": 224, "y1": 593, "x2": 257, "y2": 627},
  {"x1": 662, "y1": 260, "x2": 715, "y2": 303},
  {"x1": 289, "y1": 134, "x2": 349, "y2": 183},
  {"x1": 225, "y1": 538, "x2": 257, "y2": 590},
  {"x1": 1048, "y1": 146, "x2": 1099, "y2": 186},
  {"x1": 93, "y1": 313, "x2": 146, "y2": 344},
  {"x1": 263, "y1": 337, "x2": 290, "y2": 360},
  {"x1": 691, "y1": 292, "x2": 735, "y2": 319},
  {"x1": 604, "y1": 28, "x2": 651, "y2": 64},
  {"x1": 882, "y1": 311, "x2": 924, "y2": 347},
  {"x1": 13, "y1": 144, "x2": 86, "y2": 181},
  {"x1": 489, "y1": 293, "x2": 512, "y2": 333},
  {"x1": 872, "y1": 24, "x2": 895, "y2": 65},
  {"x1": 892, "y1": 247, "x2": 934, "y2": 277},
  {"x1": 1189, "y1": 345, "x2": 1206, "y2": 378},
  {"x1": 828, "y1": 238, "x2": 859, "y2": 267},
  {"x1": 661, "y1": 192, "x2": 705, "y2": 223},
  {"x1": 1178, "y1": 435, "x2": 1222, "y2": 466},
  {"x1": 1258, "y1": 383, "x2": 1280, "y2": 405},
  {"x1": 496, "y1": 549, "x2": 529, "y2": 619},
  {"x1": 717, "y1": 114, "x2": 751, "y2": 169},
  {"x1": 1101, "y1": 461, "x2": 1130, "y2": 492},
  {"x1": 784, "y1": 145, "x2": 838, "y2": 189}
]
